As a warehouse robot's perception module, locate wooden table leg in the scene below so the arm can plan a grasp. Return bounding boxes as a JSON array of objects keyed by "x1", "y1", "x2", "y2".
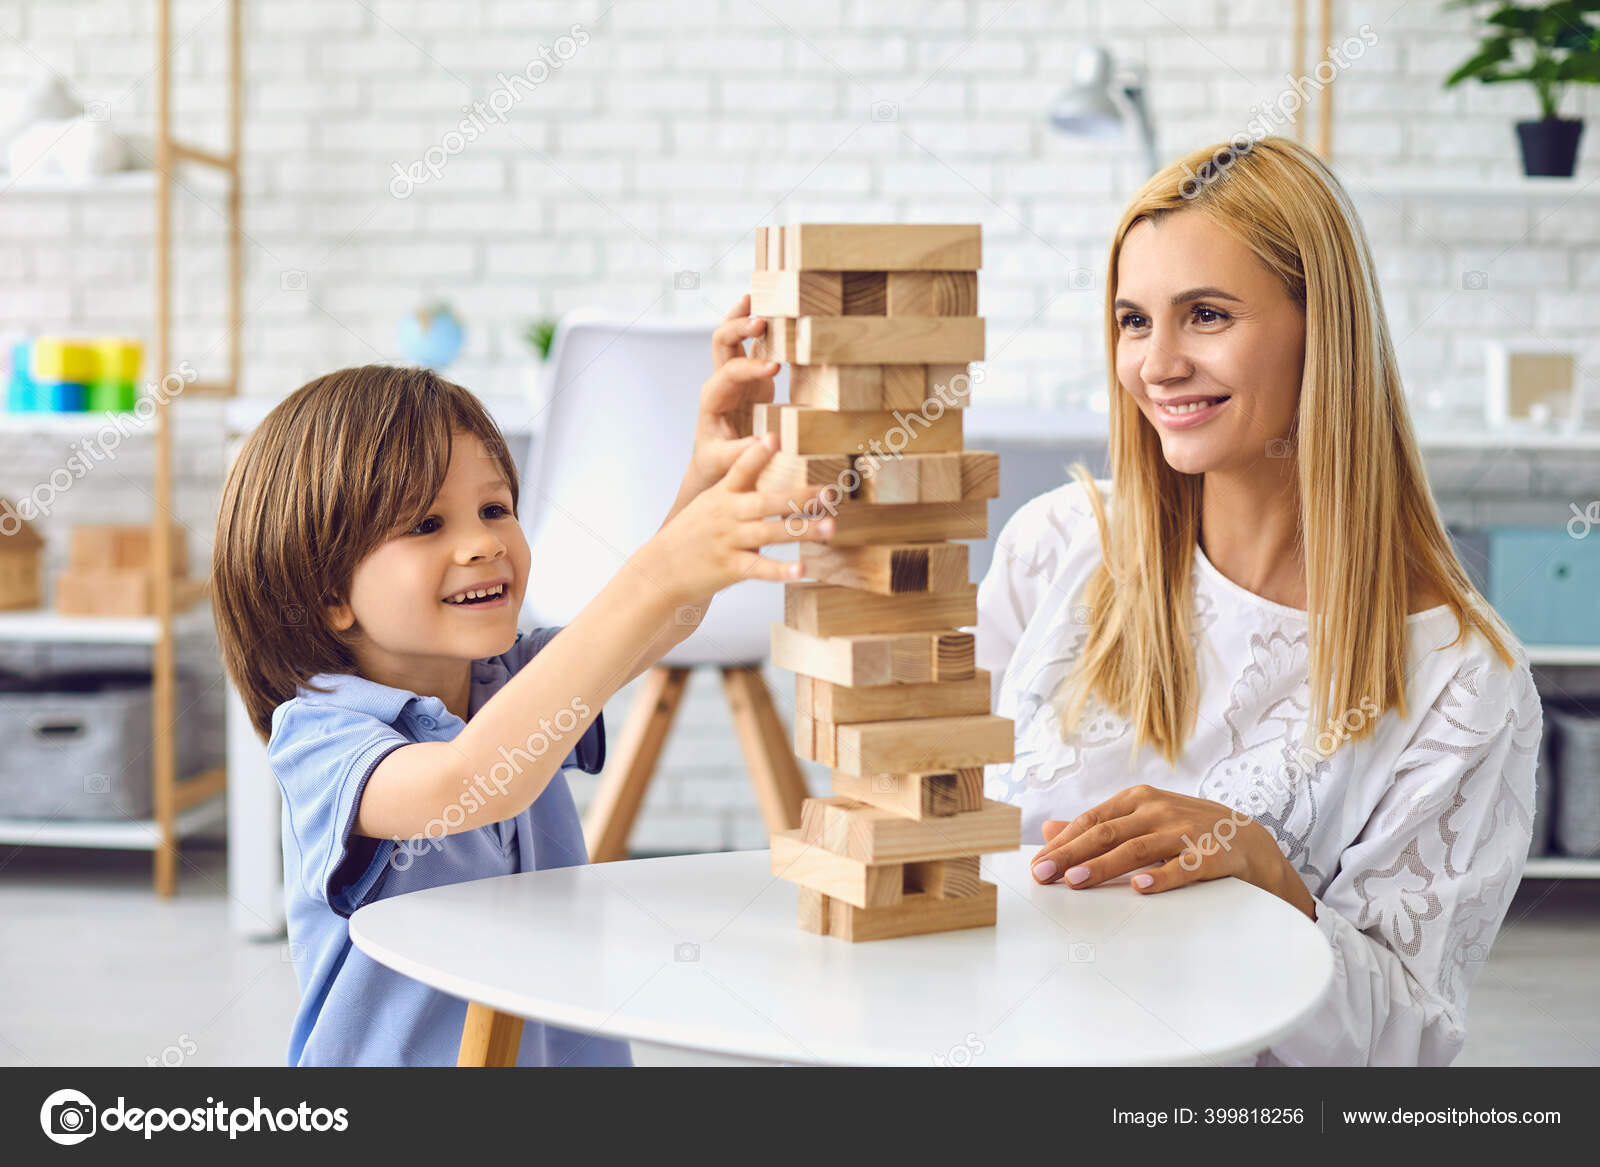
[
  {"x1": 457, "y1": 1001, "x2": 524, "y2": 1066},
  {"x1": 582, "y1": 665, "x2": 689, "y2": 863}
]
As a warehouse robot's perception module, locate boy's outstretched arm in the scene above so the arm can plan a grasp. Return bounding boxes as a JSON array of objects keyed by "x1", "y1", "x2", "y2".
[{"x1": 352, "y1": 434, "x2": 830, "y2": 842}]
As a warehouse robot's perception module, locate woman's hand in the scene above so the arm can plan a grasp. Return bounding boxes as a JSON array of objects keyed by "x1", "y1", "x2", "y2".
[
  {"x1": 685, "y1": 295, "x2": 778, "y2": 494},
  {"x1": 1029, "y1": 784, "x2": 1316, "y2": 919},
  {"x1": 635, "y1": 431, "x2": 831, "y2": 613}
]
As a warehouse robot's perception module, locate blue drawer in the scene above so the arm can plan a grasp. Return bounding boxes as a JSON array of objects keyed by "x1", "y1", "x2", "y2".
[{"x1": 1487, "y1": 527, "x2": 1600, "y2": 647}]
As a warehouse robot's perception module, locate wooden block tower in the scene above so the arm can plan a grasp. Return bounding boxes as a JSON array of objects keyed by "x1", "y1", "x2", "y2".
[{"x1": 751, "y1": 223, "x2": 1020, "y2": 942}]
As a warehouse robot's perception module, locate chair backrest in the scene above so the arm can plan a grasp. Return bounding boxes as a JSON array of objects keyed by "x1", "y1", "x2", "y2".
[{"x1": 519, "y1": 310, "x2": 784, "y2": 666}]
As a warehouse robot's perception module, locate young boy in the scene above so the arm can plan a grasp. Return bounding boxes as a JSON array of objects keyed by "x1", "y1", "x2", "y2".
[{"x1": 211, "y1": 305, "x2": 821, "y2": 1065}]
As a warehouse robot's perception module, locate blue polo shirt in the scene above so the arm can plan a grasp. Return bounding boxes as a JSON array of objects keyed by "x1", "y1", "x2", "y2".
[{"x1": 266, "y1": 627, "x2": 633, "y2": 1067}]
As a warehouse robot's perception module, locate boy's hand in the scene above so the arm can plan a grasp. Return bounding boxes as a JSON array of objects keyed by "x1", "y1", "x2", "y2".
[
  {"x1": 637, "y1": 431, "x2": 832, "y2": 611},
  {"x1": 688, "y1": 295, "x2": 778, "y2": 491}
]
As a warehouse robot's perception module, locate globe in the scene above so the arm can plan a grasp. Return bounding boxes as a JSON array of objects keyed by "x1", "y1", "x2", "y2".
[{"x1": 397, "y1": 305, "x2": 464, "y2": 369}]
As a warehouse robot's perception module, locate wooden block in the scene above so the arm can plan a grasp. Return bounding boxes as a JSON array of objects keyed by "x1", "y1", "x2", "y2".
[
  {"x1": 801, "y1": 795, "x2": 1020, "y2": 863},
  {"x1": 769, "y1": 405, "x2": 963, "y2": 456},
  {"x1": 801, "y1": 542, "x2": 968, "y2": 596},
  {"x1": 853, "y1": 452, "x2": 985, "y2": 504},
  {"x1": 960, "y1": 451, "x2": 1000, "y2": 500},
  {"x1": 795, "y1": 673, "x2": 813, "y2": 715},
  {"x1": 915, "y1": 453, "x2": 962, "y2": 502},
  {"x1": 751, "y1": 316, "x2": 796, "y2": 363},
  {"x1": 766, "y1": 225, "x2": 787, "y2": 271},
  {"x1": 855, "y1": 454, "x2": 919, "y2": 503},
  {"x1": 825, "y1": 883, "x2": 997, "y2": 942},
  {"x1": 54, "y1": 567, "x2": 151, "y2": 617},
  {"x1": 69, "y1": 523, "x2": 187, "y2": 575},
  {"x1": 831, "y1": 769, "x2": 984, "y2": 821},
  {"x1": 795, "y1": 316, "x2": 985, "y2": 365},
  {"x1": 797, "y1": 886, "x2": 831, "y2": 934},
  {"x1": 826, "y1": 499, "x2": 986, "y2": 546},
  {"x1": 749, "y1": 270, "x2": 843, "y2": 317},
  {"x1": 784, "y1": 581, "x2": 978, "y2": 636},
  {"x1": 886, "y1": 271, "x2": 978, "y2": 316},
  {"x1": 771, "y1": 829, "x2": 903, "y2": 909},
  {"x1": 755, "y1": 451, "x2": 852, "y2": 496},
  {"x1": 904, "y1": 855, "x2": 984, "y2": 899},
  {"x1": 932, "y1": 630, "x2": 975, "y2": 680},
  {"x1": 755, "y1": 227, "x2": 769, "y2": 272},
  {"x1": 881, "y1": 364, "x2": 927, "y2": 410},
  {"x1": 811, "y1": 672, "x2": 990, "y2": 724},
  {"x1": 834, "y1": 714, "x2": 1014, "y2": 776},
  {"x1": 925, "y1": 364, "x2": 972, "y2": 407},
  {"x1": 784, "y1": 224, "x2": 981, "y2": 272},
  {"x1": 796, "y1": 710, "x2": 819, "y2": 755},
  {"x1": 841, "y1": 271, "x2": 887, "y2": 315},
  {"x1": 769, "y1": 623, "x2": 937, "y2": 686},
  {"x1": 789, "y1": 365, "x2": 884, "y2": 410}
]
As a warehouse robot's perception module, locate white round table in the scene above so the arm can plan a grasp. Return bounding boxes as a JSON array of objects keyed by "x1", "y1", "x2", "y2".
[{"x1": 349, "y1": 845, "x2": 1333, "y2": 1066}]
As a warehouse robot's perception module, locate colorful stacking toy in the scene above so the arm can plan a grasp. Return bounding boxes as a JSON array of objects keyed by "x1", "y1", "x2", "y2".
[{"x1": 3, "y1": 336, "x2": 143, "y2": 413}]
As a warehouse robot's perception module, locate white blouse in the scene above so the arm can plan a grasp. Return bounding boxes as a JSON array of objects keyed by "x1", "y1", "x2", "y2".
[{"x1": 976, "y1": 479, "x2": 1543, "y2": 1067}]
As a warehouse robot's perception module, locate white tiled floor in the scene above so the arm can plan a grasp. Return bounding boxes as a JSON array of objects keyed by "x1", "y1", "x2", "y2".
[{"x1": 2, "y1": 842, "x2": 1597, "y2": 1067}]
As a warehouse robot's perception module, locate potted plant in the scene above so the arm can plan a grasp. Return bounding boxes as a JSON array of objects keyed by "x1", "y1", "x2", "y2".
[
  {"x1": 1442, "y1": 1, "x2": 1600, "y2": 177},
  {"x1": 521, "y1": 316, "x2": 559, "y2": 403}
]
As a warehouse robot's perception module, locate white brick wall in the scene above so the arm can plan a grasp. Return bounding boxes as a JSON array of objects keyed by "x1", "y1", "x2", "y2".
[{"x1": 2, "y1": 0, "x2": 1598, "y2": 853}]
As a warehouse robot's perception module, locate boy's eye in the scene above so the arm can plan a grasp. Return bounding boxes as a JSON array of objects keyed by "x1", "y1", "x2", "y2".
[
  {"x1": 408, "y1": 517, "x2": 441, "y2": 536},
  {"x1": 483, "y1": 503, "x2": 512, "y2": 519}
]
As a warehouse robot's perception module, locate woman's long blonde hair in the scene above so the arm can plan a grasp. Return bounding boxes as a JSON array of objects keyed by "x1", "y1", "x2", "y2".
[{"x1": 1056, "y1": 135, "x2": 1514, "y2": 763}]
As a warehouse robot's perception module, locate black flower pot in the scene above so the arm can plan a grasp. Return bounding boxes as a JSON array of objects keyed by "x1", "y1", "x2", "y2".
[{"x1": 1515, "y1": 118, "x2": 1584, "y2": 177}]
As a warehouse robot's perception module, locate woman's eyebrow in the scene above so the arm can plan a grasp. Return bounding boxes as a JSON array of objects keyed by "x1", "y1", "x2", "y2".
[{"x1": 1113, "y1": 286, "x2": 1245, "y2": 310}]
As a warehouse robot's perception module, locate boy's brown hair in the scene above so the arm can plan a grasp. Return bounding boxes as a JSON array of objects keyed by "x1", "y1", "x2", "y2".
[{"x1": 213, "y1": 365, "x2": 520, "y2": 741}]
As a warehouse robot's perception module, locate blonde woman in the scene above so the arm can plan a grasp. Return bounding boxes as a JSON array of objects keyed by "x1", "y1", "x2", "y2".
[{"x1": 979, "y1": 136, "x2": 1542, "y2": 1066}]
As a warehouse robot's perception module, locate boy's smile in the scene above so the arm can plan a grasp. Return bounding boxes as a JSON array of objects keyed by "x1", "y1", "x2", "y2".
[{"x1": 327, "y1": 429, "x2": 530, "y2": 715}]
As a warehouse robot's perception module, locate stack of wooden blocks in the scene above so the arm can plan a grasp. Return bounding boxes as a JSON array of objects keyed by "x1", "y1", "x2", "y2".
[{"x1": 751, "y1": 223, "x2": 1020, "y2": 943}]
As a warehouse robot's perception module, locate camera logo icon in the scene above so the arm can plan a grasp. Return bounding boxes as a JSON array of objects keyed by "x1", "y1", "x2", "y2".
[
  {"x1": 83, "y1": 773, "x2": 110, "y2": 795},
  {"x1": 84, "y1": 100, "x2": 111, "y2": 123},
  {"x1": 871, "y1": 100, "x2": 899, "y2": 122},
  {"x1": 674, "y1": 942, "x2": 699, "y2": 962},
  {"x1": 1266, "y1": 437, "x2": 1292, "y2": 459},
  {"x1": 673, "y1": 270, "x2": 699, "y2": 291},
  {"x1": 280, "y1": 269, "x2": 307, "y2": 292},
  {"x1": 40, "y1": 1088, "x2": 96, "y2": 1145},
  {"x1": 1068, "y1": 268, "x2": 1094, "y2": 290},
  {"x1": 1461, "y1": 270, "x2": 1488, "y2": 291}
]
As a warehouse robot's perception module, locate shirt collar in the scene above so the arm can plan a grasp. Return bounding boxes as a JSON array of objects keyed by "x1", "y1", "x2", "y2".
[{"x1": 295, "y1": 633, "x2": 524, "y2": 725}]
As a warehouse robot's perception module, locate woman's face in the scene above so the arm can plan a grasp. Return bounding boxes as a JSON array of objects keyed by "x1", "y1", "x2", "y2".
[
  {"x1": 1112, "y1": 211, "x2": 1306, "y2": 477},
  {"x1": 329, "y1": 430, "x2": 531, "y2": 676}
]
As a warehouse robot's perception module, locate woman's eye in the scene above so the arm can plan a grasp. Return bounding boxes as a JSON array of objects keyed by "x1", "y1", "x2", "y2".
[
  {"x1": 1117, "y1": 312, "x2": 1147, "y2": 331},
  {"x1": 1193, "y1": 305, "x2": 1229, "y2": 324}
]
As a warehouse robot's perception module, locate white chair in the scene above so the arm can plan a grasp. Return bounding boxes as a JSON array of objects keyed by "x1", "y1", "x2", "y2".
[{"x1": 519, "y1": 309, "x2": 809, "y2": 861}]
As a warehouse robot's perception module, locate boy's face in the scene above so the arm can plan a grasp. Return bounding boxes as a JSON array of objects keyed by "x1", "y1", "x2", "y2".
[{"x1": 328, "y1": 431, "x2": 529, "y2": 677}]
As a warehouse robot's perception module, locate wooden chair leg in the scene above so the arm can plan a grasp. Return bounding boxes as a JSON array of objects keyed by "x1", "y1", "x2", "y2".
[
  {"x1": 457, "y1": 1002, "x2": 523, "y2": 1066},
  {"x1": 722, "y1": 666, "x2": 810, "y2": 835},
  {"x1": 582, "y1": 665, "x2": 689, "y2": 863}
]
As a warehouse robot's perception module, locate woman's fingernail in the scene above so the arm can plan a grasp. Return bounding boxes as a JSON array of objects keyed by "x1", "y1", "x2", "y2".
[
  {"x1": 1066, "y1": 865, "x2": 1091, "y2": 885},
  {"x1": 1032, "y1": 859, "x2": 1057, "y2": 882},
  {"x1": 1133, "y1": 873, "x2": 1154, "y2": 889}
]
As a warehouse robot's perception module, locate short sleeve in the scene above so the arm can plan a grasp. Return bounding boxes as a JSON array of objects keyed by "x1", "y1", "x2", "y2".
[
  {"x1": 267, "y1": 701, "x2": 410, "y2": 917},
  {"x1": 494, "y1": 626, "x2": 606, "y2": 774}
]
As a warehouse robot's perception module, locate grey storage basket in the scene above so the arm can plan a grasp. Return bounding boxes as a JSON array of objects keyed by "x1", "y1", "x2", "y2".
[
  {"x1": 1549, "y1": 700, "x2": 1600, "y2": 859},
  {"x1": 0, "y1": 670, "x2": 212, "y2": 821}
]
